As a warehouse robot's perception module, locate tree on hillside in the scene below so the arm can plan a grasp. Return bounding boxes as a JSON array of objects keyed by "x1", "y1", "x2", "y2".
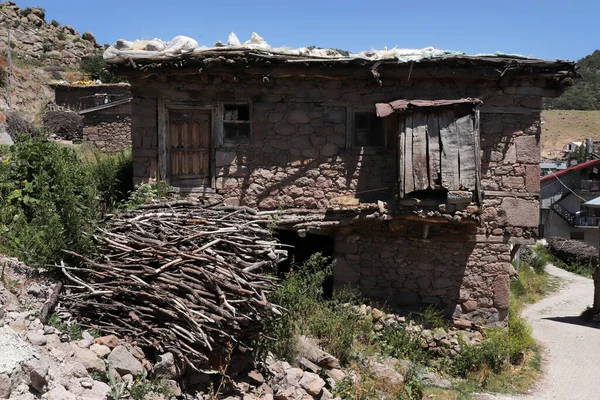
[
  {"x1": 545, "y1": 50, "x2": 600, "y2": 110},
  {"x1": 79, "y1": 53, "x2": 124, "y2": 84}
]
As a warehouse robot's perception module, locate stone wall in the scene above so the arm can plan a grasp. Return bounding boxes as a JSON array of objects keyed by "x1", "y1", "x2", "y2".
[
  {"x1": 125, "y1": 66, "x2": 553, "y2": 325},
  {"x1": 81, "y1": 102, "x2": 132, "y2": 152},
  {"x1": 332, "y1": 220, "x2": 512, "y2": 325}
]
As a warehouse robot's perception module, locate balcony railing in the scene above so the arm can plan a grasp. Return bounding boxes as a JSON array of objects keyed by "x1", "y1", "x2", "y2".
[
  {"x1": 579, "y1": 180, "x2": 600, "y2": 191},
  {"x1": 575, "y1": 216, "x2": 600, "y2": 227}
]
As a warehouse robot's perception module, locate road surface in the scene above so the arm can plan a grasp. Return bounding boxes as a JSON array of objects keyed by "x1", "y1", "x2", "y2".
[{"x1": 476, "y1": 264, "x2": 600, "y2": 400}]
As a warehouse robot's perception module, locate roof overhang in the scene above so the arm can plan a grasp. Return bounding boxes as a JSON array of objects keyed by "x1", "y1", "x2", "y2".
[{"x1": 375, "y1": 98, "x2": 483, "y2": 117}]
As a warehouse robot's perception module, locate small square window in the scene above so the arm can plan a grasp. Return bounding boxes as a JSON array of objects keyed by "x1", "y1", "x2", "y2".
[
  {"x1": 223, "y1": 104, "x2": 250, "y2": 142},
  {"x1": 353, "y1": 112, "x2": 385, "y2": 147}
]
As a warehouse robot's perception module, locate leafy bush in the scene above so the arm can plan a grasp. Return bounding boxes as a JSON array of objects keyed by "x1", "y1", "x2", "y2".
[
  {"x1": 379, "y1": 325, "x2": 429, "y2": 365},
  {"x1": 453, "y1": 328, "x2": 509, "y2": 376},
  {"x1": 0, "y1": 136, "x2": 134, "y2": 268},
  {"x1": 56, "y1": 32, "x2": 67, "y2": 41},
  {"x1": 50, "y1": 19, "x2": 60, "y2": 27},
  {"x1": 80, "y1": 53, "x2": 123, "y2": 83},
  {"x1": 0, "y1": 134, "x2": 97, "y2": 267},
  {"x1": 123, "y1": 181, "x2": 171, "y2": 210},
  {"x1": 528, "y1": 255, "x2": 546, "y2": 275},
  {"x1": 545, "y1": 50, "x2": 600, "y2": 110}
]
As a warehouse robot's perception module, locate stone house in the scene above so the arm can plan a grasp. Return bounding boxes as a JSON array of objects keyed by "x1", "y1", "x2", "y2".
[
  {"x1": 540, "y1": 159, "x2": 600, "y2": 247},
  {"x1": 106, "y1": 39, "x2": 576, "y2": 325},
  {"x1": 51, "y1": 83, "x2": 132, "y2": 152}
]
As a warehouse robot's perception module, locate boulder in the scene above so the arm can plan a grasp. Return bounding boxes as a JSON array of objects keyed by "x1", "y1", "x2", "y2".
[
  {"x1": 90, "y1": 343, "x2": 111, "y2": 358},
  {"x1": 82, "y1": 31, "x2": 96, "y2": 44},
  {"x1": 107, "y1": 345, "x2": 143, "y2": 377},
  {"x1": 26, "y1": 332, "x2": 47, "y2": 346},
  {"x1": 27, "y1": 14, "x2": 43, "y2": 27},
  {"x1": 154, "y1": 352, "x2": 181, "y2": 379},
  {"x1": 63, "y1": 25, "x2": 76, "y2": 35},
  {"x1": 72, "y1": 347, "x2": 106, "y2": 374},
  {"x1": 29, "y1": 7, "x2": 45, "y2": 20},
  {"x1": 95, "y1": 334, "x2": 119, "y2": 348},
  {"x1": 43, "y1": 384, "x2": 77, "y2": 400},
  {"x1": 247, "y1": 370, "x2": 265, "y2": 385},
  {"x1": 297, "y1": 336, "x2": 340, "y2": 369},
  {"x1": 299, "y1": 372, "x2": 325, "y2": 396},
  {"x1": 367, "y1": 359, "x2": 403, "y2": 385}
]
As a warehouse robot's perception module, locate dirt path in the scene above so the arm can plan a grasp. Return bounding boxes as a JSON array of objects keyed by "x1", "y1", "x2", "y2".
[{"x1": 476, "y1": 264, "x2": 600, "y2": 400}]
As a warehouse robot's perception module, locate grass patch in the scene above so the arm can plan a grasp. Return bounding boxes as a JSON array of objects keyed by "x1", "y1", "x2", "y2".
[
  {"x1": 259, "y1": 250, "x2": 547, "y2": 398},
  {"x1": 257, "y1": 253, "x2": 372, "y2": 365}
]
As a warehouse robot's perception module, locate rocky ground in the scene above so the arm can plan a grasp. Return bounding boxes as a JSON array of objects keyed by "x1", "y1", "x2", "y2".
[
  {"x1": 1, "y1": 255, "x2": 484, "y2": 399},
  {"x1": 0, "y1": 1, "x2": 99, "y2": 117}
]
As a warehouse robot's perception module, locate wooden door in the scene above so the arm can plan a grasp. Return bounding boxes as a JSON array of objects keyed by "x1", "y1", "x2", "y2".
[{"x1": 168, "y1": 109, "x2": 211, "y2": 187}]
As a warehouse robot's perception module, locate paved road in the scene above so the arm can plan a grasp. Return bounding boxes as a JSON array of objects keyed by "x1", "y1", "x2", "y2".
[{"x1": 477, "y1": 264, "x2": 600, "y2": 400}]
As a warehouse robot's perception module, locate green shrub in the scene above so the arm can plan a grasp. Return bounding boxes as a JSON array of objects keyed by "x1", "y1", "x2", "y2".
[
  {"x1": 379, "y1": 325, "x2": 429, "y2": 365},
  {"x1": 257, "y1": 253, "x2": 369, "y2": 365},
  {"x1": 453, "y1": 328, "x2": 509, "y2": 376},
  {"x1": 528, "y1": 255, "x2": 546, "y2": 275},
  {"x1": 0, "y1": 134, "x2": 97, "y2": 267},
  {"x1": 80, "y1": 53, "x2": 124, "y2": 83},
  {"x1": 0, "y1": 137, "x2": 134, "y2": 268},
  {"x1": 56, "y1": 32, "x2": 67, "y2": 41},
  {"x1": 85, "y1": 149, "x2": 133, "y2": 213},
  {"x1": 73, "y1": 37, "x2": 82, "y2": 44},
  {"x1": 50, "y1": 19, "x2": 60, "y2": 27},
  {"x1": 123, "y1": 181, "x2": 171, "y2": 210}
]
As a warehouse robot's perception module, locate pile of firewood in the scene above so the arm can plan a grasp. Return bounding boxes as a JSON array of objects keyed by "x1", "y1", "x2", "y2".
[
  {"x1": 58, "y1": 201, "x2": 288, "y2": 370},
  {"x1": 546, "y1": 236, "x2": 598, "y2": 268}
]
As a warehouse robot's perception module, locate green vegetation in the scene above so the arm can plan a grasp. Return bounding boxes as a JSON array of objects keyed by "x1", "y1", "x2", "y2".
[
  {"x1": 56, "y1": 32, "x2": 67, "y2": 41},
  {"x1": 537, "y1": 242, "x2": 594, "y2": 277},
  {"x1": 47, "y1": 313, "x2": 99, "y2": 341},
  {"x1": 545, "y1": 50, "x2": 600, "y2": 110},
  {"x1": 80, "y1": 53, "x2": 124, "y2": 83},
  {"x1": 50, "y1": 19, "x2": 60, "y2": 27},
  {"x1": 257, "y1": 250, "x2": 551, "y2": 399},
  {"x1": 0, "y1": 134, "x2": 145, "y2": 268}
]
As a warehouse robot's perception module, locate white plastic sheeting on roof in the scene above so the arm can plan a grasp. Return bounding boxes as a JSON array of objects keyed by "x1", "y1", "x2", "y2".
[{"x1": 103, "y1": 31, "x2": 466, "y2": 64}]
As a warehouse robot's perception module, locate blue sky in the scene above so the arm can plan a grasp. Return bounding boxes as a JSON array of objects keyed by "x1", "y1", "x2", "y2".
[{"x1": 20, "y1": 0, "x2": 600, "y2": 61}]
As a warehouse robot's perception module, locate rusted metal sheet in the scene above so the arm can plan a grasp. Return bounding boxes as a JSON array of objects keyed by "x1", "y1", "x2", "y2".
[{"x1": 375, "y1": 98, "x2": 482, "y2": 117}]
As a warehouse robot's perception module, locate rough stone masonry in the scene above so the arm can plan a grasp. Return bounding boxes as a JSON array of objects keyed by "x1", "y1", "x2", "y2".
[{"x1": 111, "y1": 50, "x2": 576, "y2": 325}]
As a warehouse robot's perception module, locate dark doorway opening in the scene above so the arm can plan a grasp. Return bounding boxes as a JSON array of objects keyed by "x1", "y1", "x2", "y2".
[{"x1": 275, "y1": 229, "x2": 335, "y2": 296}]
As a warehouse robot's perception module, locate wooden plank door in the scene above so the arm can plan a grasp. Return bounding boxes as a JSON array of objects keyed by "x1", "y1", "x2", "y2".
[{"x1": 168, "y1": 109, "x2": 211, "y2": 187}]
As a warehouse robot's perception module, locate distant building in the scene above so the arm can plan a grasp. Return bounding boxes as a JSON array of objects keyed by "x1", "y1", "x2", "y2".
[
  {"x1": 50, "y1": 83, "x2": 132, "y2": 152},
  {"x1": 540, "y1": 159, "x2": 600, "y2": 247},
  {"x1": 562, "y1": 141, "x2": 583, "y2": 152}
]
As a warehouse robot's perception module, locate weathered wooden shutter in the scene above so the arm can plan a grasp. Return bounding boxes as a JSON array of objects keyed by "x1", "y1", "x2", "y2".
[{"x1": 398, "y1": 106, "x2": 480, "y2": 198}]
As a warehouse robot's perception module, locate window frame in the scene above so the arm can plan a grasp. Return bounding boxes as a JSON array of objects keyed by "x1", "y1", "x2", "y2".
[
  {"x1": 346, "y1": 108, "x2": 387, "y2": 150},
  {"x1": 218, "y1": 101, "x2": 253, "y2": 147}
]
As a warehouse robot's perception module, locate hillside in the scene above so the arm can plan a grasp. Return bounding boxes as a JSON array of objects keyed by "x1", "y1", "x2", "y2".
[
  {"x1": 541, "y1": 110, "x2": 600, "y2": 159},
  {"x1": 0, "y1": 2, "x2": 100, "y2": 119},
  {"x1": 545, "y1": 50, "x2": 600, "y2": 110}
]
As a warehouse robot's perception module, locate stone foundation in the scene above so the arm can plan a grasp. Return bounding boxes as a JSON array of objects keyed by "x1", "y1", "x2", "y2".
[{"x1": 332, "y1": 222, "x2": 514, "y2": 325}]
